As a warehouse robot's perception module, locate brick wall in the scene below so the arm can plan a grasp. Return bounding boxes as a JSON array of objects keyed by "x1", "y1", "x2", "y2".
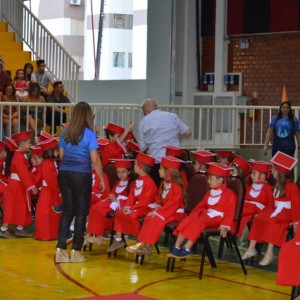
[{"x1": 202, "y1": 33, "x2": 300, "y2": 144}]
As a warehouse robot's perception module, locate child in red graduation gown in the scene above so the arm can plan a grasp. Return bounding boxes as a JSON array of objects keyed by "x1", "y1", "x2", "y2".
[
  {"x1": 277, "y1": 223, "x2": 300, "y2": 289},
  {"x1": 237, "y1": 160, "x2": 273, "y2": 237},
  {"x1": 85, "y1": 159, "x2": 133, "y2": 246},
  {"x1": 0, "y1": 131, "x2": 38, "y2": 238},
  {"x1": 242, "y1": 151, "x2": 300, "y2": 266},
  {"x1": 168, "y1": 162, "x2": 237, "y2": 258},
  {"x1": 126, "y1": 156, "x2": 186, "y2": 256},
  {"x1": 34, "y1": 138, "x2": 62, "y2": 240},
  {"x1": 101, "y1": 121, "x2": 133, "y2": 167},
  {"x1": 106, "y1": 152, "x2": 158, "y2": 253}
]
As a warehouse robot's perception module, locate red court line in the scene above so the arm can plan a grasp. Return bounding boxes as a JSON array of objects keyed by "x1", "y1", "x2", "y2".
[
  {"x1": 134, "y1": 262, "x2": 290, "y2": 297},
  {"x1": 54, "y1": 256, "x2": 101, "y2": 297}
]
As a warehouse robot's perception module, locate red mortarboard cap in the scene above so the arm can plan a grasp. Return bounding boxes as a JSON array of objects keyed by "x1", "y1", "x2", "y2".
[
  {"x1": 30, "y1": 146, "x2": 43, "y2": 156},
  {"x1": 103, "y1": 123, "x2": 124, "y2": 135},
  {"x1": 38, "y1": 131, "x2": 54, "y2": 142},
  {"x1": 250, "y1": 160, "x2": 271, "y2": 173},
  {"x1": 5, "y1": 137, "x2": 17, "y2": 152},
  {"x1": 0, "y1": 141, "x2": 5, "y2": 150},
  {"x1": 125, "y1": 131, "x2": 135, "y2": 141},
  {"x1": 110, "y1": 158, "x2": 133, "y2": 169},
  {"x1": 126, "y1": 140, "x2": 140, "y2": 152},
  {"x1": 207, "y1": 162, "x2": 233, "y2": 177},
  {"x1": 136, "y1": 152, "x2": 155, "y2": 167},
  {"x1": 38, "y1": 138, "x2": 58, "y2": 151},
  {"x1": 161, "y1": 156, "x2": 184, "y2": 170},
  {"x1": 232, "y1": 155, "x2": 251, "y2": 174},
  {"x1": 165, "y1": 145, "x2": 183, "y2": 157},
  {"x1": 192, "y1": 150, "x2": 216, "y2": 163},
  {"x1": 218, "y1": 150, "x2": 235, "y2": 158},
  {"x1": 12, "y1": 130, "x2": 32, "y2": 142},
  {"x1": 271, "y1": 151, "x2": 297, "y2": 173},
  {"x1": 97, "y1": 138, "x2": 109, "y2": 150}
]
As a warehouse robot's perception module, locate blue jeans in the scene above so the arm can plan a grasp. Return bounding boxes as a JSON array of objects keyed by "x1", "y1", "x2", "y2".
[{"x1": 56, "y1": 171, "x2": 92, "y2": 251}]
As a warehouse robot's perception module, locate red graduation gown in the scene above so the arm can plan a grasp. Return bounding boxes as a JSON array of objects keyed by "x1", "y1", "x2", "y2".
[
  {"x1": 237, "y1": 181, "x2": 273, "y2": 237},
  {"x1": 137, "y1": 181, "x2": 186, "y2": 245},
  {"x1": 248, "y1": 182, "x2": 300, "y2": 247},
  {"x1": 3, "y1": 151, "x2": 36, "y2": 226},
  {"x1": 113, "y1": 174, "x2": 158, "y2": 236},
  {"x1": 34, "y1": 159, "x2": 61, "y2": 240},
  {"x1": 101, "y1": 141, "x2": 125, "y2": 168},
  {"x1": 173, "y1": 184, "x2": 237, "y2": 243}
]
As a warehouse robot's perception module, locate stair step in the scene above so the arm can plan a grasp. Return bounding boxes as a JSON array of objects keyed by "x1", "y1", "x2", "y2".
[
  {"x1": 1, "y1": 51, "x2": 31, "y2": 61},
  {"x1": 0, "y1": 22, "x2": 8, "y2": 32},
  {"x1": 0, "y1": 42, "x2": 23, "y2": 50},
  {"x1": 0, "y1": 31, "x2": 15, "y2": 41}
]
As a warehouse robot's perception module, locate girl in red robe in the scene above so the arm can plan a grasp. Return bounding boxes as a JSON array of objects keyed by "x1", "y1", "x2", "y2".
[
  {"x1": 0, "y1": 131, "x2": 38, "y2": 238},
  {"x1": 236, "y1": 160, "x2": 273, "y2": 237},
  {"x1": 106, "y1": 152, "x2": 158, "y2": 253},
  {"x1": 126, "y1": 156, "x2": 186, "y2": 256},
  {"x1": 242, "y1": 151, "x2": 300, "y2": 266},
  {"x1": 168, "y1": 162, "x2": 236, "y2": 258},
  {"x1": 277, "y1": 223, "x2": 300, "y2": 300},
  {"x1": 34, "y1": 138, "x2": 62, "y2": 240},
  {"x1": 85, "y1": 159, "x2": 133, "y2": 246}
]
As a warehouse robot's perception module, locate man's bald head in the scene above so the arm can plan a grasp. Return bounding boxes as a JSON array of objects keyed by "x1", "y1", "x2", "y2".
[{"x1": 142, "y1": 98, "x2": 158, "y2": 115}]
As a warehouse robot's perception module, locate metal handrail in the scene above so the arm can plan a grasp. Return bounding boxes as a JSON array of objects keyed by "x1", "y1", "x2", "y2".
[{"x1": 0, "y1": 0, "x2": 80, "y2": 101}]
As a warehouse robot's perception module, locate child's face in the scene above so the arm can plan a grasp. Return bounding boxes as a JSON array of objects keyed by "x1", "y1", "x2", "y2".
[
  {"x1": 20, "y1": 139, "x2": 32, "y2": 151},
  {"x1": 17, "y1": 70, "x2": 24, "y2": 79},
  {"x1": 116, "y1": 168, "x2": 130, "y2": 181},
  {"x1": 31, "y1": 155, "x2": 43, "y2": 166},
  {"x1": 231, "y1": 165, "x2": 238, "y2": 176},
  {"x1": 159, "y1": 165, "x2": 165, "y2": 179},
  {"x1": 0, "y1": 149, "x2": 6, "y2": 159},
  {"x1": 134, "y1": 160, "x2": 142, "y2": 174},
  {"x1": 250, "y1": 170, "x2": 264, "y2": 183},
  {"x1": 271, "y1": 167, "x2": 278, "y2": 180},
  {"x1": 193, "y1": 161, "x2": 201, "y2": 173},
  {"x1": 109, "y1": 133, "x2": 119, "y2": 142},
  {"x1": 54, "y1": 149, "x2": 59, "y2": 158},
  {"x1": 218, "y1": 157, "x2": 228, "y2": 165},
  {"x1": 208, "y1": 174, "x2": 223, "y2": 188}
]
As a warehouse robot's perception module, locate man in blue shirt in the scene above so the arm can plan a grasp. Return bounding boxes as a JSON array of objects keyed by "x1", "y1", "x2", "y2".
[{"x1": 139, "y1": 98, "x2": 191, "y2": 186}]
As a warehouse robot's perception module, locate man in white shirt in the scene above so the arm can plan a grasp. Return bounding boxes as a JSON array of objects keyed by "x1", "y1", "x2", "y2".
[{"x1": 139, "y1": 98, "x2": 191, "y2": 185}]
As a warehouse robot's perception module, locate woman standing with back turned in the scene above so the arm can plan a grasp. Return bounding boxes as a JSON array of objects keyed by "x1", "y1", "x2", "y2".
[{"x1": 55, "y1": 101, "x2": 106, "y2": 263}]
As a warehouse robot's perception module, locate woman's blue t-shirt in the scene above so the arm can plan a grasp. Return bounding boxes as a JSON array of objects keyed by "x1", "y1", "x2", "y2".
[
  {"x1": 270, "y1": 116, "x2": 300, "y2": 150},
  {"x1": 59, "y1": 127, "x2": 98, "y2": 173}
]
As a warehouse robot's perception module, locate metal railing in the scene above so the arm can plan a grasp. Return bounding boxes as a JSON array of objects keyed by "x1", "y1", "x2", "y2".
[
  {"x1": 0, "y1": 102, "x2": 294, "y2": 150},
  {"x1": 0, "y1": 0, "x2": 80, "y2": 101}
]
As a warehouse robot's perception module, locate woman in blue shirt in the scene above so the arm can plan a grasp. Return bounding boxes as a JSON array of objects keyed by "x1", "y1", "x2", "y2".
[
  {"x1": 55, "y1": 101, "x2": 105, "y2": 263},
  {"x1": 263, "y1": 101, "x2": 300, "y2": 157}
]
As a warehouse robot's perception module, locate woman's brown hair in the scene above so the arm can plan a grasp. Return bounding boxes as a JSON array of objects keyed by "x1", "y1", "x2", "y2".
[{"x1": 63, "y1": 101, "x2": 94, "y2": 145}]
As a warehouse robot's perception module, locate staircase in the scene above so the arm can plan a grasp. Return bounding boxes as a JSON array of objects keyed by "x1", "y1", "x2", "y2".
[{"x1": 0, "y1": 22, "x2": 35, "y2": 78}]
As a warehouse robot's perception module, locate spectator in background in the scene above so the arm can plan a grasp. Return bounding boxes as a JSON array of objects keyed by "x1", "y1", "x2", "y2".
[
  {"x1": 138, "y1": 98, "x2": 191, "y2": 186},
  {"x1": 263, "y1": 101, "x2": 300, "y2": 157},
  {"x1": 21, "y1": 82, "x2": 46, "y2": 134},
  {"x1": 1, "y1": 84, "x2": 19, "y2": 135},
  {"x1": 13, "y1": 69, "x2": 28, "y2": 101},
  {"x1": 31, "y1": 59, "x2": 54, "y2": 98},
  {"x1": 23, "y1": 62, "x2": 34, "y2": 83},
  {"x1": 0, "y1": 60, "x2": 11, "y2": 97},
  {"x1": 46, "y1": 81, "x2": 70, "y2": 134}
]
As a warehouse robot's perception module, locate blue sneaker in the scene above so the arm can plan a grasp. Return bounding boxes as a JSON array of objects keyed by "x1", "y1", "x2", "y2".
[
  {"x1": 170, "y1": 246, "x2": 182, "y2": 256},
  {"x1": 176, "y1": 247, "x2": 191, "y2": 258}
]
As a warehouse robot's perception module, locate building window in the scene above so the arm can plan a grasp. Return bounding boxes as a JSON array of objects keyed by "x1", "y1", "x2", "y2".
[
  {"x1": 114, "y1": 14, "x2": 126, "y2": 29},
  {"x1": 113, "y1": 52, "x2": 125, "y2": 67},
  {"x1": 128, "y1": 53, "x2": 132, "y2": 68},
  {"x1": 114, "y1": 14, "x2": 133, "y2": 29}
]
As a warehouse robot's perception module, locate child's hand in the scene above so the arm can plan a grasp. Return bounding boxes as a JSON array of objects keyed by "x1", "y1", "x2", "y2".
[
  {"x1": 123, "y1": 206, "x2": 131, "y2": 214},
  {"x1": 127, "y1": 119, "x2": 133, "y2": 132},
  {"x1": 32, "y1": 186, "x2": 38, "y2": 195},
  {"x1": 108, "y1": 194, "x2": 117, "y2": 202},
  {"x1": 219, "y1": 227, "x2": 227, "y2": 238}
]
